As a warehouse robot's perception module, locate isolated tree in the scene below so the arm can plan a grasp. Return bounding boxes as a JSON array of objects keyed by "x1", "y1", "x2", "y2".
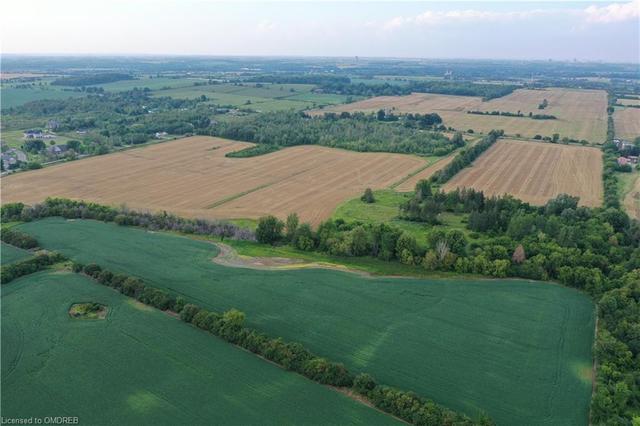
[
  {"x1": 256, "y1": 215, "x2": 284, "y2": 245},
  {"x1": 361, "y1": 188, "x2": 375, "y2": 203},
  {"x1": 285, "y1": 213, "x2": 299, "y2": 242},
  {"x1": 451, "y1": 132, "x2": 465, "y2": 147},
  {"x1": 512, "y1": 244, "x2": 526, "y2": 264}
]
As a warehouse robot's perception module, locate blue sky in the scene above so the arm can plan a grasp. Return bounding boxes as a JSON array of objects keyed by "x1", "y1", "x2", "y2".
[{"x1": 2, "y1": 1, "x2": 638, "y2": 62}]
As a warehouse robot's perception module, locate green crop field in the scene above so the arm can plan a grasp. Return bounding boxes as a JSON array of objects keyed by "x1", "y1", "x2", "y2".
[
  {"x1": 90, "y1": 76, "x2": 208, "y2": 92},
  {"x1": 0, "y1": 242, "x2": 32, "y2": 265},
  {"x1": 1, "y1": 87, "x2": 84, "y2": 109},
  {"x1": 2, "y1": 270, "x2": 397, "y2": 425},
  {"x1": 151, "y1": 82, "x2": 351, "y2": 110},
  {"x1": 17, "y1": 218, "x2": 596, "y2": 425}
]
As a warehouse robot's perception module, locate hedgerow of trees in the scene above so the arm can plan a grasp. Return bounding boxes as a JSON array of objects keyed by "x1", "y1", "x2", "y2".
[
  {"x1": 50, "y1": 73, "x2": 134, "y2": 87},
  {"x1": 1, "y1": 199, "x2": 255, "y2": 241}
]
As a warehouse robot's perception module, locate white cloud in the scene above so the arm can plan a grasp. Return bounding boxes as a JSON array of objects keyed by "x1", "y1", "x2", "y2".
[
  {"x1": 257, "y1": 20, "x2": 277, "y2": 32},
  {"x1": 381, "y1": 8, "x2": 553, "y2": 31},
  {"x1": 584, "y1": 0, "x2": 640, "y2": 23}
]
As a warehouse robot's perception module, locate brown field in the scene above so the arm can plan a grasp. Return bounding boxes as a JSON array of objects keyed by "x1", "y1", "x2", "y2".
[
  {"x1": 624, "y1": 175, "x2": 640, "y2": 221},
  {"x1": 618, "y1": 98, "x2": 640, "y2": 106},
  {"x1": 1, "y1": 136, "x2": 428, "y2": 225},
  {"x1": 614, "y1": 107, "x2": 640, "y2": 140},
  {"x1": 313, "y1": 88, "x2": 607, "y2": 143},
  {"x1": 442, "y1": 139, "x2": 603, "y2": 207},
  {"x1": 394, "y1": 155, "x2": 457, "y2": 192},
  {"x1": 308, "y1": 92, "x2": 481, "y2": 116}
]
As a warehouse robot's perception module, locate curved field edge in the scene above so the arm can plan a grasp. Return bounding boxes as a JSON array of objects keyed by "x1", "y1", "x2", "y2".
[
  {"x1": 15, "y1": 218, "x2": 596, "y2": 425},
  {"x1": 1, "y1": 271, "x2": 399, "y2": 426}
]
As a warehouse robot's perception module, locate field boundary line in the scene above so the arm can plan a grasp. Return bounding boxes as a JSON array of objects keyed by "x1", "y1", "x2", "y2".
[
  {"x1": 205, "y1": 167, "x2": 313, "y2": 209},
  {"x1": 389, "y1": 158, "x2": 439, "y2": 190}
]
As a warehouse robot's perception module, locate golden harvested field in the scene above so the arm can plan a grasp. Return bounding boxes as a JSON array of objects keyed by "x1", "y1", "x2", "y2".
[
  {"x1": 1, "y1": 136, "x2": 428, "y2": 225},
  {"x1": 624, "y1": 175, "x2": 640, "y2": 221},
  {"x1": 614, "y1": 107, "x2": 640, "y2": 140},
  {"x1": 309, "y1": 92, "x2": 481, "y2": 116},
  {"x1": 618, "y1": 98, "x2": 640, "y2": 106},
  {"x1": 442, "y1": 139, "x2": 603, "y2": 207},
  {"x1": 313, "y1": 88, "x2": 607, "y2": 143}
]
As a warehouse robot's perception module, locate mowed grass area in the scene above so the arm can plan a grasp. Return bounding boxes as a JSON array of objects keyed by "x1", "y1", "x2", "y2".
[
  {"x1": 332, "y1": 190, "x2": 472, "y2": 247},
  {"x1": 2, "y1": 271, "x2": 397, "y2": 425},
  {"x1": 314, "y1": 88, "x2": 607, "y2": 142},
  {"x1": 0, "y1": 242, "x2": 32, "y2": 265},
  {"x1": 1, "y1": 86, "x2": 84, "y2": 109},
  {"x1": 17, "y1": 218, "x2": 596, "y2": 426}
]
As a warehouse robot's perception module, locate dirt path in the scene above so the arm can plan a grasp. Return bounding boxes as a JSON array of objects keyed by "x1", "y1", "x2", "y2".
[{"x1": 212, "y1": 242, "x2": 374, "y2": 277}]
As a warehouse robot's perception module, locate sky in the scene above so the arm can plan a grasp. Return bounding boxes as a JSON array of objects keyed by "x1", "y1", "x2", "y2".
[{"x1": 2, "y1": 0, "x2": 639, "y2": 62}]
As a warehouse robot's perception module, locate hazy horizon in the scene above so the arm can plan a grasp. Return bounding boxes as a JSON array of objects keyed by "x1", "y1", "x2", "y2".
[{"x1": 2, "y1": 1, "x2": 639, "y2": 63}]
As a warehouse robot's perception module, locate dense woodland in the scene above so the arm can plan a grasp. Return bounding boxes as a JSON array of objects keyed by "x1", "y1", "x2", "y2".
[
  {"x1": 211, "y1": 110, "x2": 457, "y2": 156},
  {"x1": 4, "y1": 90, "x2": 214, "y2": 155}
]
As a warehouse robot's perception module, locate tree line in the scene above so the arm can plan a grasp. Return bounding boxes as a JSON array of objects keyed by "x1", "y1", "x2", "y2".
[
  {"x1": 50, "y1": 73, "x2": 134, "y2": 87},
  {"x1": 1, "y1": 252, "x2": 67, "y2": 284},
  {"x1": 431, "y1": 130, "x2": 502, "y2": 184},
  {"x1": 318, "y1": 80, "x2": 518, "y2": 101},
  {"x1": 467, "y1": 110, "x2": 557, "y2": 120},
  {"x1": 74, "y1": 261, "x2": 491, "y2": 426},
  {"x1": 1, "y1": 199, "x2": 255, "y2": 242},
  {"x1": 1, "y1": 228, "x2": 38, "y2": 249}
]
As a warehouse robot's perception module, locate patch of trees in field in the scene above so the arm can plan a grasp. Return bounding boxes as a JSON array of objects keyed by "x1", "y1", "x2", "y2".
[
  {"x1": 211, "y1": 111, "x2": 456, "y2": 156},
  {"x1": 50, "y1": 73, "x2": 134, "y2": 87},
  {"x1": 74, "y1": 261, "x2": 491, "y2": 426}
]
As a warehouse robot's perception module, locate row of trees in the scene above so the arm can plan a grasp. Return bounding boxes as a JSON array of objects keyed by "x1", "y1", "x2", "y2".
[
  {"x1": 210, "y1": 111, "x2": 456, "y2": 156},
  {"x1": 76, "y1": 261, "x2": 489, "y2": 425},
  {"x1": 51, "y1": 73, "x2": 134, "y2": 87},
  {"x1": 467, "y1": 110, "x2": 557, "y2": 120},
  {"x1": 1, "y1": 252, "x2": 67, "y2": 284},
  {"x1": 1, "y1": 198, "x2": 255, "y2": 241},
  {"x1": 1, "y1": 228, "x2": 38, "y2": 249},
  {"x1": 318, "y1": 80, "x2": 518, "y2": 101},
  {"x1": 431, "y1": 130, "x2": 503, "y2": 183}
]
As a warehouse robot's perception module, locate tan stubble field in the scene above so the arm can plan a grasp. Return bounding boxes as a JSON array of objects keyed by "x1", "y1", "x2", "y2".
[
  {"x1": 1, "y1": 136, "x2": 429, "y2": 225},
  {"x1": 442, "y1": 139, "x2": 604, "y2": 207},
  {"x1": 313, "y1": 88, "x2": 608, "y2": 143}
]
